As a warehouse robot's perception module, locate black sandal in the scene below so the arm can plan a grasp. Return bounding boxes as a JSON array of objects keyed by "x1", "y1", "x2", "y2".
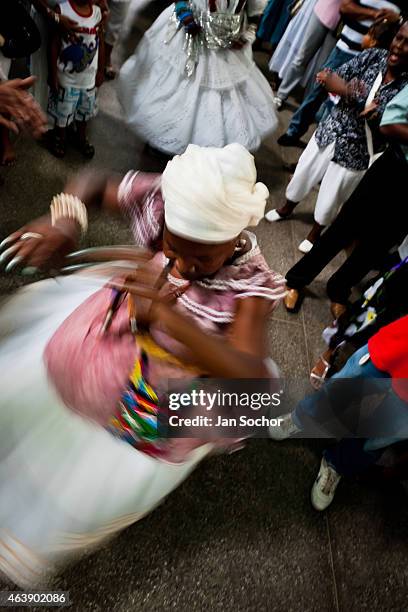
[
  {"x1": 68, "y1": 127, "x2": 95, "y2": 159},
  {"x1": 48, "y1": 132, "x2": 66, "y2": 158},
  {"x1": 77, "y1": 138, "x2": 95, "y2": 159}
]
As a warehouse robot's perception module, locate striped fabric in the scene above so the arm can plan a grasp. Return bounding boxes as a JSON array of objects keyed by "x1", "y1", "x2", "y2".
[{"x1": 337, "y1": 0, "x2": 402, "y2": 55}]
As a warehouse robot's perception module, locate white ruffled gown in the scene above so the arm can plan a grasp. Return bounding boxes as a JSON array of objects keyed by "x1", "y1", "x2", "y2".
[
  {"x1": 118, "y1": 0, "x2": 278, "y2": 154},
  {"x1": 0, "y1": 275, "x2": 211, "y2": 588}
]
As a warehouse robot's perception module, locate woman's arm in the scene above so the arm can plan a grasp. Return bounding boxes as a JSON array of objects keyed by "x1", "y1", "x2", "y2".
[
  {"x1": 316, "y1": 70, "x2": 350, "y2": 97},
  {"x1": 0, "y1": 77, "x2": 46, "y2": 135},
  {"x1": 0, "y1": 171, "x2": 124, "y2": 271},
  {"x1": 64, "y1": 171, "x2": 123, "y2": 214},
  {"x1": 380, "y1": 123, "x2": 408, "y2": 144},
  {"x1": 31, "y1": 0, "x2": 79, "y2": 41},
  {"x1": 153, "y1": 296, "x2": 273, "y2": 378},
  {"x1": 340, "y1": 0, "x2": 398, "y2": 23}
]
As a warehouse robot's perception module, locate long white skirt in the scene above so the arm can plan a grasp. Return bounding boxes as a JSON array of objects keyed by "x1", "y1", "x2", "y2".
[
  {"x1": 118, "y1": 5, "x2": 278, "y2": 154},
  {"x1": 0, "y1": 276, "x2": 211, "y2": 588}
]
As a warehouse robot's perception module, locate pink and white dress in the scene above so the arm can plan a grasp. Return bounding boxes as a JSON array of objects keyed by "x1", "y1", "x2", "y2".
[{"x1": 0, "y1": 172, "x2": 286, "y2": 587}]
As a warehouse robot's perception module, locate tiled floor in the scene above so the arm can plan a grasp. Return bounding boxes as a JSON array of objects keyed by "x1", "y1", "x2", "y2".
[{"x1": 0, "y1": 3, "x2": 407, "y2": 610}]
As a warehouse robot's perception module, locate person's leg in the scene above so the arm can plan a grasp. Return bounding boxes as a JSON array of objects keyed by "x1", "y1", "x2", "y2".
[
  {"x1": 300, "y1": 161, "x2": 366, "y2": 251},
  {"x1": 324, "y1": 439, "x2": 383, "y2": 477},
  {"x1": 325, "y1": 238, "x2": 388, "y2": 305},
  {"x1": 322, "y1": 385, "x2": 408, "y2": 482},
  {"x1": 270, "y1": 344, "x2": 389, "y2": 442},
  {"x1": 73, "y1": 88, "x2": 97, "y2": 158},
  {"x1": 285, "y1": 207, "x2": 354, "y2": 290},
  {"x1": 47, "y1": 86, "x2": 76, "y2": 158},
  {"x1": 276, "y1": 14, "x2": 329, "y2": 101},
  {"x1": 266, "y1": 135, "x2": 334, "y2": 220},
  {"x1": 0, "y1": 125, "x2": 16, "y2": 166},
  {"x1": 323, "y1": 151, "x2": 407, "y2": 305},
  {"x1": 279, "y1": 47, "x2": 354, "y2": 143},
  {"x1": 293, "y1": 344, "x2": 388, "y2": 429}
]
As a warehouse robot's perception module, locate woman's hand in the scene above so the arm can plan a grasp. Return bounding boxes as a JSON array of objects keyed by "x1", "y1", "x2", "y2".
[
  {"x1": 316, "y1": 68, "x2": 332, "y2": 87},
  {"x1": 316, "y1": 70, "x2": 365, "y2": 100},
  {"x1": 109, "y1": 262, "x2": 189, "y2": 329},
  {"x1": 0, "y1": 77, "x2": 47, "y2": 137},
  {"x1": 0, "y1": 218, "x2": 80, "y2": 273},
  {"x1": 316, "y1": 69, "x2": 348, "y2": 94},
  {"x1": 359, "y1": 100, "x2": 379, "y2": 120}
]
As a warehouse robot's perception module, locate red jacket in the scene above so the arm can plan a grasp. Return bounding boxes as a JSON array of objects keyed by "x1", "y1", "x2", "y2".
[{"x1": 368, "y1": 315, "x2": 408, "y2": 402}]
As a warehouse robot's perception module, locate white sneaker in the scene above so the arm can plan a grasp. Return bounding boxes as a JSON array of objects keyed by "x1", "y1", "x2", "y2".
[
  {"x1": 269, "y1": 412, "x2": 301, "y2": 441},
  {"x1": 272, "y1": 96, "x2": 283, "y2": 109},
  {"x1": 265, "y1": 209, "x2": 285, "y2": 222},
  {"x1": 298, "y1": 239, "x2": 314, "y2": 253},
  {"x1": 311, "y1": 457, "x2": 341, "y2": 511}
]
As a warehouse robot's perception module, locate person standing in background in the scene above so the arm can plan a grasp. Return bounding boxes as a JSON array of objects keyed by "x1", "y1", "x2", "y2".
[
  {"x1": 272, "y1": 0, "x2": 342, "y2": 109},
  {"x1": 254, "y1": 0, "x2": 293, "y2": 53},
  {"x1": 47, "y1": 0, "x2": 104, "y2": 158},
  {"x1": 104, "y1": 0, "x2": 130, "y2": 79},
  {"x1": 278, "y1": 0, "x2": 403, "y2": 148}
]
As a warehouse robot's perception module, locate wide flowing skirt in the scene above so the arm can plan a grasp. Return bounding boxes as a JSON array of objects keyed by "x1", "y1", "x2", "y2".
[
  {"x1": 118, "y1": 5, "x2": 278, "y2": 154},
  {"x1": 0, "y1": 276, "x2": 211, "y2": 587}
]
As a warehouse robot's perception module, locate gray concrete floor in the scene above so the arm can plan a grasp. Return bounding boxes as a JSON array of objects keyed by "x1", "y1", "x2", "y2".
[{"x1": 1, "y1": 4, "x2": 407, "y2": 611}]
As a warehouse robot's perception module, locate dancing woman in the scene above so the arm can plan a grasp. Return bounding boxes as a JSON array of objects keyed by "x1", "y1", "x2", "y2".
[
  {"x1": 118, "y1": 0, "x2": 278, "y2": 154},
  {"x1": 0, "y1": 144, "x2": 286, "y2": 587}
]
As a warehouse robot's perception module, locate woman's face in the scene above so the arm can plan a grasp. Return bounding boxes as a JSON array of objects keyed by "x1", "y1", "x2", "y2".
[
  {"x1": 388, "y1": 23, "x2": 408, "y2": 70},
  {"x1": 162, "y1": 226, "x2": 237, "y2": 281}
]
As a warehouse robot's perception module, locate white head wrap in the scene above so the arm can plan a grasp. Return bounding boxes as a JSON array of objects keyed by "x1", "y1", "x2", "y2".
[{"x1": 161, "y1": 143, "x2": 269, "y2": 243}]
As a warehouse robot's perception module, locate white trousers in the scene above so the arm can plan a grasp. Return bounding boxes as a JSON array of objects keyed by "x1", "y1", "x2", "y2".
[{"x1": 286, "y1": 133, "x2": 366, "y2": 226}]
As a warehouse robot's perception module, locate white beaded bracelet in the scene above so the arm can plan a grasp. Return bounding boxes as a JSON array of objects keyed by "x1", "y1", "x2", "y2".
[{"x1": 50, "y1": 193, "x2": 88, "y2": 235}]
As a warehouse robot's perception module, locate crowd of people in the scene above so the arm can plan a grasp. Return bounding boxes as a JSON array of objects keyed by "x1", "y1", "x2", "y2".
[{"x1": 0, "y1": 0, "x2": 407, "y2": 588}]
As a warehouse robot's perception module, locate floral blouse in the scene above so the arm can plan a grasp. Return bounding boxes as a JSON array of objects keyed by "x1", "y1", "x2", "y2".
[{"x1": 315, "y1": 49, "x2": 408, "y2": 171}]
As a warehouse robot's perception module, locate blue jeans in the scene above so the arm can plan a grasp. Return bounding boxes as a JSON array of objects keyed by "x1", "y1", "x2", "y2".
[
  {"x1": 286, "y1": 46, "x2": 354, "y2": 139},
  {"x1": 293, "y1": 345, "x2": 408, "y2": 477}
]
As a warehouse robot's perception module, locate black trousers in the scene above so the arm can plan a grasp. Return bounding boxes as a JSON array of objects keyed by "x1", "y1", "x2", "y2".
[{"x1": 286, "y1": 146, "x2": 408, "y2": 304}]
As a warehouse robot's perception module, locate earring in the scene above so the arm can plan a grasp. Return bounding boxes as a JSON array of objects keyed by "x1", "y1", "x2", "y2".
[{"x1": 234, "y1": 238, "x2": 247, "y2": 252}]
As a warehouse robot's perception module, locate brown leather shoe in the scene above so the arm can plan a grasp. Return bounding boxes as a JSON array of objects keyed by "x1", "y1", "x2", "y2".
[
  {"x1": 330, "y1": 302, "x2": 347, "y2": 320},
  {"x1": 284, "y1": 288, "x2": 301, "y2": 312}
]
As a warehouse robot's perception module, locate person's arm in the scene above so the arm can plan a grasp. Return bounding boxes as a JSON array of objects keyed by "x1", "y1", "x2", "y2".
[
  {"x1": 64, "y1": 171, "x2": 123, "y2": 214},
  {"x1": 0, "y1": 77, "x2": 47, "y2": 135},
  {"x1": 380, "y1": 123, "x2": 408, "y2": 144},
  {"x1": 316, "y1": 70, "x2": 350, "y2": 97},
  {"x1": 340, "y1": 0, "x2": 398, "y2": 22},
  {"x1": 154, "y1": 297, "x2": 273, "y2": 378},
  {"x1": 0, "y1": 171, "x2": 124, "y2": 271},
  {"x1": 96, "y1": 29, "x2": 105, "y2": 88},
  {"x1": 31, "y1": 0, "x2": 79, "y2": 39}
]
